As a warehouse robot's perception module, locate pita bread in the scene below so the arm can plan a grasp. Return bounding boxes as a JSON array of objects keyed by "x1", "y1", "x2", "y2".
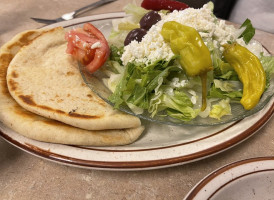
[
  {"x1": 6, "y1": 27, "x2": 141, "y2": 131},
  {"x1": 0, "y1": 29, "x2": 144, "y2": 146}
]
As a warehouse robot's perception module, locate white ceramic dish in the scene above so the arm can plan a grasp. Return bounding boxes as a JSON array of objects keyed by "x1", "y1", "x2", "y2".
[
  {"x1": 184, "y1": 157, "x2": 274, "y2": 200},
  {"x1": 0, "y1": 13, "x2": 273, "y2": 171}
]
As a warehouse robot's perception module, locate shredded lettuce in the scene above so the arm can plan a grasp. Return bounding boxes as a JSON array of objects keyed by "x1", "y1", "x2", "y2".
[
  {"x1": 260, "y1": 54, "x2": 274, "y2": 76},
  {"x1": 107, "y1": 57, "x2": 201, "y2": 120},
  {"x1": 123, "y1": 2, "x2": 148, "y2": 22},
  {"x1": 260, "y1": 54, "x2": 274, "y2": 89},
  {"x1": 207, "y1": 41, "x2": 243, "y2": 104},
  {"x1": 208, "y1": 81, "x2": 242, "y2": 101},
  {"x1": 211, "y1": 43, "x2": 239, "y2": 81},
  {"x1": 107, "y1": 57, "x2": 202, "y2": 121},
  {"x1": 163, "y1": 91, "x2": 199, "y2": 121},
  {"x1": 149, "y1": 89, "x2": 199, "y2": 121},
  {"x1": 167, "y1": 107, "x2": 199, "y2": 122},
  {"x1": 108, "y1": 30, "x2": 129, "y2": 47},
  {"x1": 106, "y1": 74, "x2": 123, "y2": 92},
  {"x1": 213, "y1": 79, "x2": 242, "y2": 92},
  {"x1": 206, "y1": 1, "x2": 214, "y2": 12},
  {"x1": 209, "y1": 98, "x2": 232, "y2": 120}
]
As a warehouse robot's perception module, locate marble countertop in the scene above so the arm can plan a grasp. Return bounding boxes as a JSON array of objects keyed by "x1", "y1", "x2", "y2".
[{"x1": 0, "y1": 0, "x2": 273, "y2": 199}]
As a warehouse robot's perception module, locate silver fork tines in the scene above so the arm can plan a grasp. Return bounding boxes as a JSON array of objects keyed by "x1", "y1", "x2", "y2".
[{"x1": 31, "y1": 0, "x2": 117, "y2": 24}]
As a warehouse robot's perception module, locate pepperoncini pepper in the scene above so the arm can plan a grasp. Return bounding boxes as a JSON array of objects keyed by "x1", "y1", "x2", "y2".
[
  {"x1": 223, "y1": 42, "x2": 266, "y2": 110},
  {"x1": 161, "y1": 21, "x2": 213, "y2": 111}
]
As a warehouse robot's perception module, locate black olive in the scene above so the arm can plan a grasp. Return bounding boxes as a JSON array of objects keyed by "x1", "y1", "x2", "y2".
[
  {"x1": 124, "y1": 28, "x2": 147, "y2": 46},
  {"x1": 139, "y1": 11, "x2": 161, "y2": 30}
]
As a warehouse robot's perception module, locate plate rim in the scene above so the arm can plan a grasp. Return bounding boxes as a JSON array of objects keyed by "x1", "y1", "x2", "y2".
[
  {"x1": 0, "y1": 12, "x2": 273, "y2": 171},
  {"x1": 1, "y1": 101, "x2": 272, "y2": 170},
  {"x1": 184, "y1": 156, "x2": 274, "y2": 200}
]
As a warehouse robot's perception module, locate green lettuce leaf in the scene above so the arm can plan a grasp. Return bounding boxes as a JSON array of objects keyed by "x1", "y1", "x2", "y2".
[
  {"x1": 108, "y1": 30, "x2": 129, "y2": 47},
  {"x1": 108, "y1": 3, "x2": 149, "y2": 47},
  {"x1": 109, "y1": 45, "x2": 124, "y2": 65},
  {"x1": 239, "y1": 18, "x2": 255, "y2": 44}
]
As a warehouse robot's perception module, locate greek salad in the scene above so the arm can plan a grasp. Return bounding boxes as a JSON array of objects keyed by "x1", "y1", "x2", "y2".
[{"x1": 66, "y1": 1, "x2": 274, "y2": 122}]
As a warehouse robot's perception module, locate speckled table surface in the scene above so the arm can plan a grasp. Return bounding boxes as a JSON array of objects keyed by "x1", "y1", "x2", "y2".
[{"x1": 0, "y1": 0, "x2": 273, "y2": 199}]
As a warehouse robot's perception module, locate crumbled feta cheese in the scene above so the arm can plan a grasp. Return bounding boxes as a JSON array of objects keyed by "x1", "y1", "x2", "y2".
[
  {"x1": 171, "y1": 77, "x2": 180, "y2": 88},
  {"x1": 188, "y1": 89, "x2": 198, "y2": 104},
  {"x1": 91, "y1": 42, "x2": 101, "y2": 49},
  {"x1": 180, "y1": 80, "x2": 188, "y2": 87},
  {"x1": 220, "y1": 47, "x2": 224, "y2": 52},
  {"x1": 164, "y1": 87, "x2": 174, "y2": 96},
  {"x1": 170, "y1": 77, "x2": 189, "y2": 88},
  {"x1": 121, "y1": 3, "x2": 241, "y2": 66},
  {"x1": 191, "y1": 96, "x2": 197, "y2": 105},
  {"x1": 75, "y1": 35, "x2": 80, "y2": 42},
  {"x1": 213, "y1": 40, "x2": 218, "y2": 48}
]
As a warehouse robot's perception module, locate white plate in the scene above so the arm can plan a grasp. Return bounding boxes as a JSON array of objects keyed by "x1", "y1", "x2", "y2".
[
  {"x1": 0, "y1": 13, "x2": 273, "y2": 171},
  {"x1": 184, "y1": 157, "x2": 274, "y2": 200}
]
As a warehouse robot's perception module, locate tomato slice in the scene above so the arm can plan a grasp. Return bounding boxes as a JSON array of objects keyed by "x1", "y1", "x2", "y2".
[{"x1": 65, "y1": 23, "x2": 110, "y2": 73}]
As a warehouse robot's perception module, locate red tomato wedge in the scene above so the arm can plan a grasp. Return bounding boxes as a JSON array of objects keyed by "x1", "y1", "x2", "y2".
[
  {"x1": 141, "y1": 0, "x2": 189, "y2": 11},
  {"x1": 65, "y1": 23, "x2": 110, "y2": 74}
]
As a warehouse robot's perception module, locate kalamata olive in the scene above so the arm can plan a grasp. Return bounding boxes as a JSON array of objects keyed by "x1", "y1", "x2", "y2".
[
  {"x1": 124, "y1": 28, "x2": 147, "y2": 46},
  {"x1": 139, "y1": 11, "x2": 161, "y2": 30}
]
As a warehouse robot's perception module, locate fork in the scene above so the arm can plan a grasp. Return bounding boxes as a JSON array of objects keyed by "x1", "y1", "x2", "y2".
[{"x1": 31, "y1": 0, "x2": 117, "y2": 24}]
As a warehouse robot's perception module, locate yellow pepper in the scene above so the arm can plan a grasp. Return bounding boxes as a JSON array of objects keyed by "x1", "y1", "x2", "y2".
[
  {"x1": 223, "y1": 43, "x2": 266, "y2": 110},
  {"x1": 161, "y1": 21, "x2": 213, "y2": 110}
]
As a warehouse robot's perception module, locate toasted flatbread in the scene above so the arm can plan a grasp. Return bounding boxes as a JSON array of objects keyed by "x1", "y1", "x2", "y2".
[
  {"x1": 0, "y1": 29, "x2": 144, "y2": 146},
  {"x1": 6, "y1": 27, "x2": 141, "y2": 131}
]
